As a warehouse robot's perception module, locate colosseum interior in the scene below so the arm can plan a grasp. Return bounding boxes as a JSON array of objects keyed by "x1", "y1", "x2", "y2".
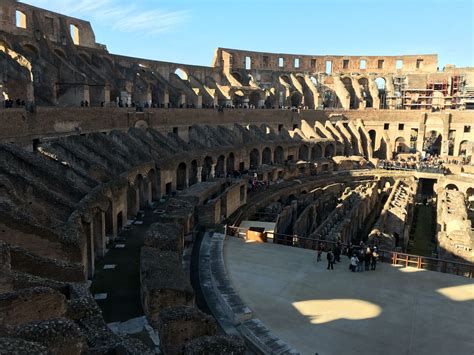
[{"x1": 0, "y1": 1, "x2": 473, "y2": 354}]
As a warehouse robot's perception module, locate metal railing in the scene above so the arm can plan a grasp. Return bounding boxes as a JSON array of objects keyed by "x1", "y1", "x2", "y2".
[{"x1": 225, "y1": 225, "x2": 473, "y2": 278}]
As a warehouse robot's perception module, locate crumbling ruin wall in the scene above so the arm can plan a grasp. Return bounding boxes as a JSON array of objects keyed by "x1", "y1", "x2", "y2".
[
  {"x1": 437, "y1": 190, "x2": 474, "y2": 263},
  {"x1": 368, "y1": 178, "x2": 417, "y2": 250}
]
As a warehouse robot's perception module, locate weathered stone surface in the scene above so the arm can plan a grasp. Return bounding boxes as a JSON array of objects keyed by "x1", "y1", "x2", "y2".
[
  {"x1": 183, "y1": 335, "x2": 245, "y2": 355},
  {"x1": 144, "y1": 222, "x2": 184, "y2": 253},
  {"x1": 140, "y1": 247, "x2": 194, "y2": 324},
  {"x1": 0, "y1": 287, "x2": 66, "y2": 327},
  {"x1": 0, "y1": 337, "x2": 48, "y2": 354},
  {"x1": 14, "y1": 318, "x2": 86, "y2": 355},
  {"x1": 157, "y1": 306, "x2": 217, "y2": 355}
]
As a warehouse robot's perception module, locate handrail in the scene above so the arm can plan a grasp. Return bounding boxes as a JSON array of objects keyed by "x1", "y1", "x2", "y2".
[{"x1": 225, "y1": 225, "x2": 473, "y2": 278}]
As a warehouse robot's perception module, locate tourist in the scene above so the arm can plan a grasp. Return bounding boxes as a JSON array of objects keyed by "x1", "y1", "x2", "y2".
[
  {"x1": 316, "y1": 242, "x2": 324, "y2": 262},
  {"x1": 371, "y1": 247, "x2": 379, "y2": 270},
  {"x1": 365, "y1": 246, "x2": 372, "y2": 271},
  {"x1": 350, "y1": 254, "x2": 359, "y2": 272},
  {"x1": 347, "y1": 241, "x2": 353, "y2": 259},
  {"x1": 327, "y1": 249, "x2": 335, "y2": 270},
  {"x1": 357, "y1": 248, "x2": 365, "y2": 272}
]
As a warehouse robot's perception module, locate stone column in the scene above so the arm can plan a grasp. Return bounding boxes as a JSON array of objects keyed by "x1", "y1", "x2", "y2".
[
  {"x1": 197, "y1": 167, "x2": 203, "y2": 183},
  {"x1": 210, "y1": 164, "x2": 216, "y2": 178}
]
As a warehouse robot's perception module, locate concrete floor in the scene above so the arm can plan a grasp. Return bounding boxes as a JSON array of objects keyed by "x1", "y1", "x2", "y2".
[{"x1": 224, "y1": 237, "x2": 474, "y2": 355}]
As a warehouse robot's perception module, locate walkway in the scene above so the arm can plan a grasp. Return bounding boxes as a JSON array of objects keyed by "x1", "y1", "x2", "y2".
[
  {"x1": 224, "y1": 237, "x2": 474, "y2": 355},
  {"x1": 90, "y1": 208, "x2": 156, "y2": 322}
]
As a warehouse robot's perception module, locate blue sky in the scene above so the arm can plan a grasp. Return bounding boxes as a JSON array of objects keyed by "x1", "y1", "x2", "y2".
[{"x1": 23, "y1": 0, "x2": 473, "y2": 68}]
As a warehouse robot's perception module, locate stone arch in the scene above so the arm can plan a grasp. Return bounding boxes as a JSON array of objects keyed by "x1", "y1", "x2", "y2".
[
  {"x1": 358, "y1": 77, "x2": 373, "y2": 108},
  {"x1": 136, "y1": 174, "x2": 147, "y2": 209},
  {"x1": 445, "y1": 183, "x2": 459, "y2": 191},
  {"x1": 78, "y1": 52, "x2": 91, "y2": 65},
  {"x1": 249, "y1": 91, "x2": 261, "y2": 108},
  {"x1": 298, "y1": 145, "x2": 309, "y2": 161},
  {"x1": 216, "y1": 155, "x2": 225, "y2": 177},
  {"x1": 176, "y1": 162, "x2": 187, "y2": 190},
  {"x1": 174, "y1": 68, "x2": 189, "y2": 80},
  {"x1": 368, "y1": 130, "x2": 377, "y2": 151},
  {"x1": 147, "y1": 168, "x2": 159, "y2": 200},
  {"x1": 322, "y1": 90, "x2": 338, "y2": 109},
  {"x1": 342, "y1": 76, "x2": 357, "y2": 109},
  {"x1": 459, "y1": 140, "x2": 470, "y2": 156},
  {"x1": 424, "y1": 130, "x2": 442, "y2": 155},
  {"x1": 202, "y1": 156, "x2": 213, "y2": 182},
  {"x1": 189, "y1": 160, "x2": 198, "y2": 186},
  {"x1": 231, "y1": 72, "x2": 242, "y2": 83},
  {"x1": 0, "y1": 40, "x2": 34, "y2": 102},
  {"x1": 274, "y1": 146, "x2": 284, "y2": 164},
  {"x1": 127, "y1": 182, "x2": 138, "y2": 217},
  {"x1": 54, "y1": 48, "x2": 67, "y2": 60},
  {"x1": 290, "y1": 91, "x2": 302, "y2": 107},
  {"x1": 226, "y1": 153, "x2": 235, "y2": 173},
  {"x1": 325, "y1": 144, "x2": 335, "y2": 158},
  {"x1": 394, "y1": 137, "x2": 408, "y2": 153},
  {"x1": 311, "y1": 144, "x2": 323, "y2": 160},
  {"x1": 250, "y1": 148, "x2": 260, "y2": 169},
  {"x1": 21, "y1": 43, "x2": 39, "y2": 59},
  {"x1": 262, "y1": 147, "x2": 272, "y2": 165},
  {"x1": 375, "y1": 77, "x2": 387, "y2": 109}
]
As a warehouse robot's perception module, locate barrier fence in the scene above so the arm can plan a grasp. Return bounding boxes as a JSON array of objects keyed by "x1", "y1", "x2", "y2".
[{"x1": 225, "y1": 225, "x2": 473, "y2": 278}]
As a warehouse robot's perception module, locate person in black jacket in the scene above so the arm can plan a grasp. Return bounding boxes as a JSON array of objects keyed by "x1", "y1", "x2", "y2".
[{"x1": 327, "y1": 250, "x2": 335, "y2": 270}]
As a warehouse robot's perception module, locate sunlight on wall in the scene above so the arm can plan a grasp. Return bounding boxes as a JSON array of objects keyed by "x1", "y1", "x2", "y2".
[
  {"x1": 293, "y1": 299, "x2": 381, "y2": 324},
  {"x1": 437, "y1": 284, "x2": 474, "y2": 302}
]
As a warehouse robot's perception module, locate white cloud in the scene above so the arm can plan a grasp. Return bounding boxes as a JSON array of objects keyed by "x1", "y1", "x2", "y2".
[{"x1": 22, "y1": 0, "x2": 189, "y2": 36}]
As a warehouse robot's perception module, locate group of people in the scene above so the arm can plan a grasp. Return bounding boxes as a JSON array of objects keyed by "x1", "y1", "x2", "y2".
[
  {"x1": 316, "y1": 241, "x2": 379, "y2": 272},
  {"x1": 3, "y1": 98, "x2": 25, "y2": 108}
]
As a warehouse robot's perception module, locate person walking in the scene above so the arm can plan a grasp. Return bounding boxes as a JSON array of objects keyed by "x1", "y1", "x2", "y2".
[
  {"x1": 316, "y1": 242, "x2": 324, "y2": 262},
  {"x1": 357, "y1": 248, "x2": 365, "y2": 272},
  {"x1": 334, "y1": 242, "x2": 341, "y2": 263},
  {"x1": 365, "y1": 247, "x2": 372, "y2": 271},
  {"x1": 327, "y1": 249, "x2": 335, "y2": 270},
  {"x1": 350, "y1": 254, "x2": 359, "y2": 272},
  {"x1": 371, "y1": 247, "x2": 379, "y2": 270}
]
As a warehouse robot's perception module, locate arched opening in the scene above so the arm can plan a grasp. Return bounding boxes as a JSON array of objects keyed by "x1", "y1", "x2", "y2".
[
  {"x1": 148, "y1": 169, "x2": 158, "y2": 200},
  {"x1": 127, "y1": 184, "x2": 138, "y2": 217},
  {"x1": 262, "y1": 147, "x2": 272, "y2": 165},
  {"x1": 274, "y1": 146, "x2": 284, "y2": 164},
  {"x1": 298, "y1": 145, "x2": 309, "y2": 161},
  {"x1": 176, "y1": 162, "x2": 187, "y2": 190},
  {"x1": 189, "y1": 160, "x2": 198, "y2": 186},
  {"x1": 311, "y1": 145, "x2": 323, "y2": 160},
  {"x1": 22, "y1": 44, "x2": 38, "y2": 59},
  {"x1": 375, "y1": 77, "x2": 387, "y2": 109},
  {"x1": 445, "y1": 184, "x2": 459, "y2": 191},
  {"x1": 394, "y1": 137, "x2": 408, "y2": 153},
  {"x1": 325, "y1": 144, "x2": 335, "y2": 158},
  {"x1": 322, "y1": 90, "x2": 338, "y2": 109},
  {"x1": 250, "y1": 149, "x2": 260, "y2": 169},
  {"x1": 93, "y1": 211, "x2": 104, "y2": 259},
  {"x1": 216, "y1": 155, "x2": 225, "y2": 177},
  {"x1": 136, "y1": 174, "x2": 147, "y2": 209},
  {"x1": 358, "y1": 77, "x2": 373, "y2": 108},
  {"x1": 290, "y1": 91, "x2": 302, "y2": 107},
  {"x1": 424, "y1": 130, "x2": 442, "y2": 155},
  {"x1": 368, "y1": 130, "x2": 377, "y2": 151},
  {"x1": 342, "y1": 77, "x2": 357, "y2": 109},
  {"x1": 459, "y1": 140, "x2": 470, "y2": 156},
  {"x1": 249, "y1": 91, "x2": 261, "y2": 108},
  {"x1": 226, "y1": 153, "x2": 235, "y2": 173},
  {"x1": 202, "y1": 156, "x2": 213, "y2": 182},
  {"x1": 174, "y1": 68, "x2": 188, "y2": 80},
  {"x1": 466, "y1": 188, "x2": 474, "y2": 211},
  {"x1": 231, "y1": 72, "x2": 242, "y2": 83}
]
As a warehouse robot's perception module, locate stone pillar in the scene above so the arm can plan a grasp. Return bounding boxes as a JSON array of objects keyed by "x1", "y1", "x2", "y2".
[
  {"x1": 163, "y1": 92, "x2": 170, "y2": 107},
  {"x1": 196, "y1": 95, "x2": 202, "y2": 109},
  {"x1": 179, "y1": 94, "x2": 186, "y2": 107},
  {"x1": 258, "y1": 99, "x2": 265, "y2": 108},
  {"x1": 197, "y1": 167, "x2": 203, "y2": 183},
  {"x1": 213, "y1": 95, "x2": 219, "y2": 107},
  {"x1": 210, "y1": 164, "x2": 216, "y2": 178},
  {"x1": 185, "y1": 168, "x2": 189, "y2": 188}
]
